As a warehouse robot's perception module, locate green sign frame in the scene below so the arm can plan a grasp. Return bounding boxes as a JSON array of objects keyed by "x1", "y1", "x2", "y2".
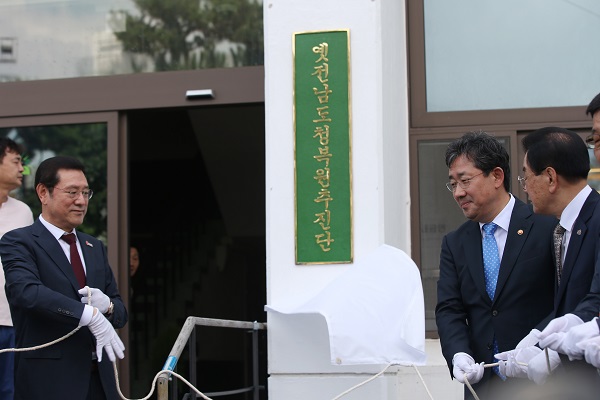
[{"x1": 293, "y1": 29, "x2": 353, "y2": 264}]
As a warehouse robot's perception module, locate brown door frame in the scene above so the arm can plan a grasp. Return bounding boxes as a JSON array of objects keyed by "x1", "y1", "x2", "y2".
[{"x1": 0, "y1": 65, "x2": 265, "y2": 396}]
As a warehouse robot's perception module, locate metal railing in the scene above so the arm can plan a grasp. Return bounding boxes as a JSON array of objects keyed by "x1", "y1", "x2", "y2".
[{"x1": 157, "y1": 317, "x2": 268, "y2": 400}]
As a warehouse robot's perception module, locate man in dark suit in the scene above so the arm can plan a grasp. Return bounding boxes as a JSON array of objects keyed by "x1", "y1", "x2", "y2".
[
  {"x1": 496, "y1": 126, "x2": 600, "y2": 400},
  {"x1": 548, "y1": 92, "x2": 600, "y2": 368},
  {"x1": 0, "y1": 156, "x2": 127, "y2": 400},
  {"x1": 436, "y1": 131, "x2": 557, "y2": 400}
]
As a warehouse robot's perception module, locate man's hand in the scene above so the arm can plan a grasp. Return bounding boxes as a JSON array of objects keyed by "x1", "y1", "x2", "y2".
[
  {"x1": 536, "y1": 314, "x2": 584, "y2": 343},
  {"x1": 452, "y1": 353, "x2": 484, "y2": 385},
  {"x1": 577, "y1": 336, "x2": 600, "y2": 368},
  {"x1": 527, "y1": 348, "x2": 561, "y2": 385},
  {"x1": 539, "y1": 317, "x2": 599, "y2": 360},
  {"x1": 78, "y1": 286, "x2": 110, "y2": 314},
  {"x1": 85, "y1": 308, "x2": 125, "y2": 362},
  {"x1": 495, "y1": 346, "x2": 542, "y2": 379}
]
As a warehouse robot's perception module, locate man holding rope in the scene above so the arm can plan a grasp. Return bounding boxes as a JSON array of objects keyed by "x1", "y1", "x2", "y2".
[
  {"x1": 541, "y1": 92, "x2": 600, "y2": 369},
  {"x1": 436, "y1": 131, "x2": 557, "y2": 400},
  {"x1": 0, "y1": 156, "x2": 127, "y2": 400},
  {"x1": 496, "y1": 126, "x2": 600, "y2": 400}
]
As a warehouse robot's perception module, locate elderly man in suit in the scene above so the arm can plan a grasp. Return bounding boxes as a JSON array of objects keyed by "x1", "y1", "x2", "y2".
[
  {"x1": 435, "y1": 131, "x2": 557, "y2": 400},
  {"x1": 0, "y1": 156, "x2": 127, "y2": 400},
  {"x1": 545, "y1": 92, "x2": 600, "y2": 369},
  {"x1": 496, "y1": 126, "x2": 600, "y2": 400}
]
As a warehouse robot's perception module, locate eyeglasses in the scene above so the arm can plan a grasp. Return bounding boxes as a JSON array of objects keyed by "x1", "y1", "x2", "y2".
[
  {"x1": 445, "y1": 171, "x2": 485, "y2": 193},
  {"x1": 585, "y1": 133, "x2": 600, "y2": 150},
  {"x1": 517, "y1": 175, "x2": 530, "y2": 191},
  {"x1": 53, "y1": 186, "x2": 94, "y2": 200}
]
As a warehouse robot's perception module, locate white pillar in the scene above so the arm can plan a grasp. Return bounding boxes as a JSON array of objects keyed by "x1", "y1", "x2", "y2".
[{"x1": 264, "y1": 1, "x2": 462, "y2": 398}]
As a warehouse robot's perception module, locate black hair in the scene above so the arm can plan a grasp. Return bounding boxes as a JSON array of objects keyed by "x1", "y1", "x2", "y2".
[
  {"x1": 445, "y1": 130, "x2": 510, "y2": 192},
  {"x1": 586, "y1": 92, "x2": 600, "y2": 117},
  {"x1": 522, "y1": 127, "x2": 589, "y2": 181},
  {"x1": 35, "y1": 156, "x2": 86, "y2": 189}
]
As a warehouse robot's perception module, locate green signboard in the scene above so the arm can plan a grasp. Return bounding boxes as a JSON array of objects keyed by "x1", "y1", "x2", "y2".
[{"x1": 294, "y1": 29, "x2": 353, "y2": 264}]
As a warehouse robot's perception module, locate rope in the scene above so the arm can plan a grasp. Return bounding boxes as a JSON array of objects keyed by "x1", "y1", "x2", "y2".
[
  {"x1": 0, "y1": 287, "x2": 91, "y2": 354},
  {"x1": 113, "y1": 364, "x2": 214, "y2": 400},
  {"x1": 0, "y1": 287, "x2": 218, "y2": 400},
  {"x1": 330, "y1": 363, "x2": 434, "y2": 400},
  {"x1": 463, "y1": 349, "x2": 552, "y2": 400}
]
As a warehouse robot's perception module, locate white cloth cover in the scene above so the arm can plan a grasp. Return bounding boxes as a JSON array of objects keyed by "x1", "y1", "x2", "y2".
[{"x1": 265, "y1": 244, "x2": 426, "y2": 366}]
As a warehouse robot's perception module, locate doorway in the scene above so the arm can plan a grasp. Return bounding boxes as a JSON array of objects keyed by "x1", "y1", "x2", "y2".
[{"x1": 127, "y1": 105, "x2": 267, "y2": 398}]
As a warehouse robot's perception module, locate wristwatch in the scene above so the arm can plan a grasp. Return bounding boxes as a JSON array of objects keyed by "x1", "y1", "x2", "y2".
[{"x1": 105, "y1": 301, "x2": 114, "y2": 316}]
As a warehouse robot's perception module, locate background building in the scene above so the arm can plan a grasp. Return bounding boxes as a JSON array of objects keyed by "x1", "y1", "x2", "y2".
[{"x1": 1, "y1": 0, "x2": 599, "y2": 398}]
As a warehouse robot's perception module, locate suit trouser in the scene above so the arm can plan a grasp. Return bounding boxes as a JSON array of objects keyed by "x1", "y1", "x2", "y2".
[
  {"x1": 86, "y1": 361, "x2": 107, "y2": 400},
  {"x1": 0, "y1": 325, "x2": 15, "y2": 400}
]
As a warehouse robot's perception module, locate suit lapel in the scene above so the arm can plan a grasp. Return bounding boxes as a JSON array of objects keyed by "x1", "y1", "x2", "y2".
[
  {"x1": 32, "y1": 220, "x2": 82, "y2": 292},
  {"x1": 557, "y1": 191, "x2": 600, "y2": 302},
  {"x1": 495, "y1": 199, "x2": 532, "y2": 300},
  {"x1": 78, "y1": 235, "x2": 99, "y2": 288},
  {"x1": 464, "y1": 221, "x2": 490, "y2": 302}
]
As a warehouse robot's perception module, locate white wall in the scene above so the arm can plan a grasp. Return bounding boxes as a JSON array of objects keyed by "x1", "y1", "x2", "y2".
[{"x1": 264, "y1": 0, "x2": 462, "y2": 398}]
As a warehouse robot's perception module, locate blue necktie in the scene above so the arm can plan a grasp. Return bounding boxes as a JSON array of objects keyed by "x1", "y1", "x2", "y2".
[
  {"x1": 482, "y1": 222, "x2": 505, "y2": 379},
  {"x1": 482, "y1": 223, "x2": 500, "y2": 299}
]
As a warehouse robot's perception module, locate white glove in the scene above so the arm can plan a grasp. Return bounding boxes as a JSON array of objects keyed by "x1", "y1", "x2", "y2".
[
  {"x1": 452, "y1": 352, "x2": 485, "y2": 385},
  {"x1": 527, "y1": 348, "x2": 561, "y2": 385},
  {"x1": 78, "y1": 286, "x2": 110, "y2": 314},
  {"x1": 85, "y1": 308, "x2": 125, "y2": 362},
  {"x1": 495, "y1": 346, "x2": 542, "y2": 379},
  {"x1": 577, "y1": 336, "x2": 600, "y2": 369},
  {"x1": 536, "y1": 314, "x2": 584, "y2": 342},
  {"x1": 540, "y1": 317, "x2": 600, "y2": 360},
  {"x1": 517, "y1": 329, "x2": 542, "y2": 348}
]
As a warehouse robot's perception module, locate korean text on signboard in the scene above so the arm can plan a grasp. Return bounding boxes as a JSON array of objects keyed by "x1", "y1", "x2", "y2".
[{"x1": 294, "y1": 29, "x2": 353, "y2": 264}]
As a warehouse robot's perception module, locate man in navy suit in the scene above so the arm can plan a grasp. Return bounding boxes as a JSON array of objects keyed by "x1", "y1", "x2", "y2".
[
  {"x1": 0, "y1": 156, "x2": 127, "y2": 400},
  {"x1": 548, "y1": 93, "x2": 600, "y2": 369},
  {"x1": 436, "y1": 131, "x2": 557, "y2": 400},
  {"x1": 496, "y1": 126, "x2": 600, "y2": 400}
]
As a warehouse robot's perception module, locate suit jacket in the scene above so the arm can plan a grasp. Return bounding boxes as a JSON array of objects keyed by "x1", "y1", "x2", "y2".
[
  {"x1": 554, "y1": 189, "x2": 600, "y2": 323},
  {"x1": 436, "y1": 197, "x2": 556, "y2": 398},
  {"x1": 546, "y1": 189, "x2": 600, "y2": 391},
  {"x1": 0, "y1": 219, "x2": 127, "y2": 400}
]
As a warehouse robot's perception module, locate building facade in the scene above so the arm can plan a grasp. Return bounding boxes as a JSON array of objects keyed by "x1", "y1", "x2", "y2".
[{"x1": 1, "y1": 0, "x2": 599, "y2": 399}]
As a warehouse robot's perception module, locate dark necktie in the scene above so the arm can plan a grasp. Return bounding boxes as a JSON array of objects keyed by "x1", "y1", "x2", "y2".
[
  {"x1": 482, "y1": 222, "x2": 505, "y2": 379},
  {"x1": 61, "y1": 233, "x2": 86, "y2": 288},
  {"x1": 553, "y1": 223, "x2": 566, "y2": 285}
]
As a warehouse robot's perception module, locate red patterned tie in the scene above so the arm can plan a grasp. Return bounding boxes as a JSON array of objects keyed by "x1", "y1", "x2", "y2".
[{"x1": 61, "y1": 233, "x2": 86, "y2": 288}]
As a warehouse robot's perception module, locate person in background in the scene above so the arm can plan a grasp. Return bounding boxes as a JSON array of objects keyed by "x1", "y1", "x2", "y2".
[
  {"x1": 0, "y1": 137, "x2": 33, "y2": 400},
  {"x1": 496, "y1": 126, "x2": 600, "y2": 400},
  {"x1": 0, "y1": 156, "x2": 127, "y2": 400},
  {"x1": 435, "y1": 131, "x2": 557, "y2": 400},
  {"x1": 130, "y1": 246, "x2": 140, "y2": 278}
]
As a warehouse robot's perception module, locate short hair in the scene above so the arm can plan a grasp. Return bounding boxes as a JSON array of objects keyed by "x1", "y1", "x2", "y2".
[
  {"x1": 522, "y1": 127, "x2": 589, "y2": 182},
  {"x1": 35, "y1": 156, "x2": 86, "y2": 189},
  {"x1": 0, "y1": 137, "x2": 23, "y2": 164},
  {"x1": 445, "y1": 130, "x2": 510, "y2": 192},
  {"x1": 586, "y1": 92, "x2": 600, "y2": 117}
]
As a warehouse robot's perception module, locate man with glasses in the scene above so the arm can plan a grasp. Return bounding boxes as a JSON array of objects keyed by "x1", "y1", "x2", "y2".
[
  {"x1": 496, "y1": 126, "x2": 600, "y2": 400},
  {"x1": 548, "y1": 92, "x2": 600, "y2": 370},
  {"x1": 436, "y1": 131, "x2": 557, "y2": 400},
  {"x1": 0, "y1": 156, "x2": 127, "y2": 400}
]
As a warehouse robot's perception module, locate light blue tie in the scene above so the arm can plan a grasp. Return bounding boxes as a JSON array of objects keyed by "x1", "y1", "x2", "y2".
[
  {"x1": 482, "y1": 223, "x2": 500, "y2": 299},
  {"x1": 482, "y1": 222, "x2": 505, "y2": 379}
]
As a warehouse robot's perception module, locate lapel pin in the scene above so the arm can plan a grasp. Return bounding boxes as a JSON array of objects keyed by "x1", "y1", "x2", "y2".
[
  {"x1": 86, "y1": 241, "x2": 93, "y2": 247},
  {"x1": 517, "y1": 229, "x2": 523, "y2": 235},
  {"x1": 577, "y1": 229, "x2": 582, "y2": 235}
]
